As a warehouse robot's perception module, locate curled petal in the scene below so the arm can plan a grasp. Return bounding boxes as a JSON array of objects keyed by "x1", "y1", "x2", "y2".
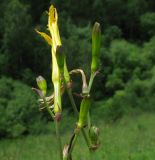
[
  {"x1": 70, "y1": 69, "x2": 88, "y2": 94},
  {"x1": 35, "y1": 29, "x2": 52, "y2": 45},
  {"x1": 48, "y1": 5, "x2": 57, "y2": 25}
]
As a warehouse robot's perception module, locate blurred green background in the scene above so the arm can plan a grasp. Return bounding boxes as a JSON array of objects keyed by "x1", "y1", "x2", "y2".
[{"x1": 0, "y1": 0, "x2": 155, "y2": 159}]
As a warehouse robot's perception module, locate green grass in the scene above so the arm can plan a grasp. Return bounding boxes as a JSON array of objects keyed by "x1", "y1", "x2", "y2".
[{"x1": 0, "y1": 113, "x2": 155, "y2": 160}]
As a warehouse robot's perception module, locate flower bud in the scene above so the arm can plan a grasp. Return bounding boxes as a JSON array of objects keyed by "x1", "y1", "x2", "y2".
[
  {"x1": 89, "y1": 126, "x2": 99, "y2": 144},
  {"x1": 36, "y1": 76, "x2": 47, "y2": 95},
  {"x1": 64, "y1": 57, "x2": 70, "y2": 85},
  {"x1": 89, "y1": 125, "x2": 100, "y2": 150},
  {"x1": 91, "y1": 22, "x2": 101, "y2": 73}
]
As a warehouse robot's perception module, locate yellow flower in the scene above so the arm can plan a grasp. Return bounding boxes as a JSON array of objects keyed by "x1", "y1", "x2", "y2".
[
  {"x1": 36, "y1": 4, "x2": 62, "y2": 114},
  {"x1": 36, "y1": 5, "x2": 61, "y2": 52}
]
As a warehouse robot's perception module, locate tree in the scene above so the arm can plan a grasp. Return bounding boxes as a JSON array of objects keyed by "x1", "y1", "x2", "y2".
[{"x1": 0, "y1": 0, "x2": 33, "y2": 80}]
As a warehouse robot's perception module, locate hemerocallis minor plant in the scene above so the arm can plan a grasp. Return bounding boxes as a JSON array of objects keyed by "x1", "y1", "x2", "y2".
[{"x1": 33, "y1": 4, "x2": 101, "y2": 160}]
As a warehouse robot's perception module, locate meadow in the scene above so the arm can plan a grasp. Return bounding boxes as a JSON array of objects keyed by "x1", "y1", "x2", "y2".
[{"x1": 0, "y1": 113, "x2": 155, "y2": 160}]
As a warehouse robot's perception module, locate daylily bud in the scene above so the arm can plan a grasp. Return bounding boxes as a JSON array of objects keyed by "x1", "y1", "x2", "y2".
[
  {"x1": 89, "y1": 126, "x2": 99, "y2": 144},
  {"x1": 77, "y1": 96, "x2": 91, "y2": 128},
  {"x1": 89, "y1": 125, "x2": 100, "y2": 151},
  {"x1": 91, "y1": 22, "x2": 101, "y2": 73},
  {"x1": 64, "y1": 57, "x2": 71, "y2": 87},
  {"x1": 36, "y1": 76, "x2": 47, "y2": 95}
]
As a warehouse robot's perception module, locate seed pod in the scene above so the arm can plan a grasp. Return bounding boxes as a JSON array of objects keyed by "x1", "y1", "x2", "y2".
[
  {"x1": 77, "y1": 96, "x2": 91, "y2": 128},
  {"x1": 36, "y1": 76, "x2": 47, "y2": 95},
  {"x1": 91, "y1": 22, "x2": 101, "y2": 73}
]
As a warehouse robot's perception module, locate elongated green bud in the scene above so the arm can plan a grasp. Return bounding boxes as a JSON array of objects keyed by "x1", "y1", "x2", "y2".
[
  {"x1": 36, "y1": 76, "x2": 47, "y2": 95},
  {"x1": 77, "y1": 96, "x2": 91, "y2": 128},
  {"x1": 91, "y1": 22, "x2": 101, "y2": 73},
  {"x1": 56, "y1": 46, "x2": 64, "y2": 76},
  {"x1": 64, "y1": 57, "x2": 72, "y2": 89}
]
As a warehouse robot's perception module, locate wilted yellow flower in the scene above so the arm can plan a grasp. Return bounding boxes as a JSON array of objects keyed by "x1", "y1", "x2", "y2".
[
  {"x1": 36, "y1": 4, "x2": 62, "y2": 114},
  {"x1": 48, "y1": 5, "x2": 62, "y2": 52},
  {"x1": 36, "y1": 5, "x2": 61, "y2": 52}
]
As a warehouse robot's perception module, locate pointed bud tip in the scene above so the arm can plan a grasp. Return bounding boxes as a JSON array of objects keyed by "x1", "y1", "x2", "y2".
[
  {"x1": 36, "y1": 75, "x2": 46, "y2": 85},
  {"x1": 93, "y1": 22, "x2": 101, "y2": 34}
]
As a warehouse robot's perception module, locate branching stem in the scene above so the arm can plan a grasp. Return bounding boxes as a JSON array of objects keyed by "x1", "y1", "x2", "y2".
[{"x1": 67, "y1": 88, "x2": 90, "y2": 145}]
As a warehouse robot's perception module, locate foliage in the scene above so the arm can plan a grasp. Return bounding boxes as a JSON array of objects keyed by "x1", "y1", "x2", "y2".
[
  {"x1": 0, "y1": 77, "x2": 47, "y2": 138},
  {"x1": 1, "y1": 0, "x2": 32, "y2": 77},
  {"x1": 140, "y1": 12, "x2": 155, "y2": 38},
  {"x1": 91, "y1": 37, "x2": 155, "y2": 121},
  {"x1": 103, "y1": 25, "x2": 122, "y2": 46}
]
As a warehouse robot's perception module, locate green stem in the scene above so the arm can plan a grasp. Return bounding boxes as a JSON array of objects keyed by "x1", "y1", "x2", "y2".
[
  {"x1": 81, "y1": 128, "x2": 90, "y2": 147},
  {"x1": 88, "y1": 73, "x2": 96, "y2": 93},
  {"x1": 63, "y1": 157, "x2": 68, "y2": 160},
  {"x1": 43, "y1": 97, "x2": 63, "y2": 160},
  {"x1": 88, "y1": 72, "x2": 99, "y2": 157},
  {"x1": 87, "y1": 72, "x2": 98, "y2": 132},
  {"x1": 67, "y1": 88, "x2": 79, "y2": 116},
  {"x1": 68, "y1": 131, "x2": 79, "y2": 156},
  {"x1": 55, "y1": 120, "x2": 63, "y2": 160}
]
